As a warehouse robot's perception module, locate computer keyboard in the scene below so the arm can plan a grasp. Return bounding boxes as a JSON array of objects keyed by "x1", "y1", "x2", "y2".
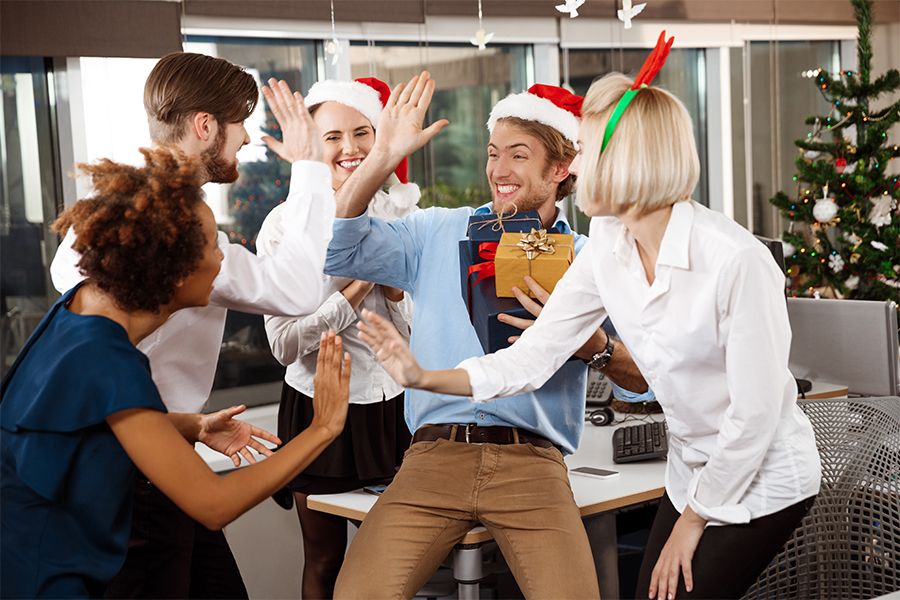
[{"x1": 613, "y1": 421, "x2": 668, "y2": 463}]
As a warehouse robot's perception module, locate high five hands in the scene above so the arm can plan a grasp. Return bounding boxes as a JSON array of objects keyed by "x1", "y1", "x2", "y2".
[
  {"x1": 260, "y1": 78, "x2": 324, "y2": 164},
  {"x1": 374, "y1": 71, "x2": 450, "y2": 163},
  {"x1": 357, "y1": 308, "x2": 424, "y2": 388}
]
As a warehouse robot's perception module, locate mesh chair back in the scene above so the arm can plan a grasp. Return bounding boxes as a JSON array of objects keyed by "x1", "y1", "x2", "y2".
[{"x1": 743, "y1": 397, "x2": 900, "y2": 600}]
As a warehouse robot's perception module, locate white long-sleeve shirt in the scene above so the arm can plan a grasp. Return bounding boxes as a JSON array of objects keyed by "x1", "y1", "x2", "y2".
[
  {"x1": 459, "y1": 200, "x2": 821, "y2": 526},
  {"x1": 49, "y1": 161, "x2": 335, "y2": 413},
  {"x1": 259, "y1": 188, "x2": 414, "y2": 404}
]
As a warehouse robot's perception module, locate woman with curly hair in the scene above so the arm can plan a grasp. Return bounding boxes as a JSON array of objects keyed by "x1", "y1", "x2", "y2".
[{"x1": 0, "y1": 148, "x2": 351, "y2": 600}]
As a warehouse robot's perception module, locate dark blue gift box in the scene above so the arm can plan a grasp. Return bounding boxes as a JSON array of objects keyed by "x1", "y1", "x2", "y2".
[
  {"x1": 465, "y1": 210, "x2": 543, "y2": 241},
  {"x1": 459, "y1": 239, "x2": 531, "y2": 355}
]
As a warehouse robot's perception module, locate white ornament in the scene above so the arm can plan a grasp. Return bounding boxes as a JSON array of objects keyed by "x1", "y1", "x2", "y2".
[
  {"x1": 843, "y1": 231, "x2": 863, "y2": 247},
  {"x1": 871, "y1": 240, "x2": 888, "y2": 251},
  {"x1": 781, "y1": 240, "x2": 796, "y2": 257},
  {"x1": 877, "y1": 275, "x2": 900, "y2": 289},
  {"x1": 470, "y1": 0, "x2": 493, "y2": 51},
  {"x1": 812, "y1": 184, "x2": 838, "y2": 223},
  {"x1": 617, "y1": 0, "x2": 647, "y2": 28},
  {"x1": 325, "y1": 38, "x2": 342, "y2": 66},
  {"x1": 845, "y1": 275, "x2": 859, "y2": 290},
  {"x1": 828, "y1": 253, "x2": 845, "y2": 273},
  {"x1": 869, "y1": 195, "x2": 894, "y2": 228},
  {"x1": 813, "y1": 290, "x2": 822, "y2": 299},
  {"x1": 556, "y1": 0, "x2": 586, "y2": 19}
]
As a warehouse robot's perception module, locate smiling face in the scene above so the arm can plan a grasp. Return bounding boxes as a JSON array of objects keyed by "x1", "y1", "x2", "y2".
[
  {"x1": 486, "y1": 119, "x2": 570, "y2": 215},
  {"x1": 311, "y1": 101, "x2": 376, "y2": 190}
]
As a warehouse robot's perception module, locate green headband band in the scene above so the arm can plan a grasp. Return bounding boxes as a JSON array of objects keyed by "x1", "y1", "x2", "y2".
[{"x1": 601, "y1": 84, "x2": 647, "y2": 152}]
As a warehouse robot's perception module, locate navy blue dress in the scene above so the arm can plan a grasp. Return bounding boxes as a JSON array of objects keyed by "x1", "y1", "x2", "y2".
[{"x1": 1, "y1": 284, "x2": 166, "y2": 598}]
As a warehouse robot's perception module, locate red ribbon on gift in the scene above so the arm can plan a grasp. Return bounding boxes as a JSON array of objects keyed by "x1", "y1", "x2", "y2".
[{"x1": 466, "y1": 242, "x2": 499, "y2": 317}]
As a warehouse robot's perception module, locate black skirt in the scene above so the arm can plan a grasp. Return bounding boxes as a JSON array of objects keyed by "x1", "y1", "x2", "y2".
[{"x1": 278, "y1": 383, "x2": 411, "y2": 495}]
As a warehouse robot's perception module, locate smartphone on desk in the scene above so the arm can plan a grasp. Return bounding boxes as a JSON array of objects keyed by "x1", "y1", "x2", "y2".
[
  {"x1": 363, "y1": 484, "x2": 388, "y2": 495},
  {"x1": 570, "y1": 466, "x2": 620, "y2": 480}
]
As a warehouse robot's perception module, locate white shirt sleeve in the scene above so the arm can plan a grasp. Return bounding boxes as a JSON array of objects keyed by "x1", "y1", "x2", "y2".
[
  {"x1": 209, "y1": 160, "x2": 334, "y2": 316},
  {"x1": 458, "y1": 241, "x2": 608, "y2": 402},
  {"x1": 49, "y1": 228, "x2": 86, "y2": 294},
  {"x1": 686, "y1": 246, "x2": 794, "y2": 525},
  {"x1": 263, "y1": 292, "x2": 359, "y2": 366}
]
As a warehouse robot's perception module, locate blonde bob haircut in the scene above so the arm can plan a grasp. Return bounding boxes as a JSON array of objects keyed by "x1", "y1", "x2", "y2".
[{"x1": 576, "y1": 73, "x2": 700, "y2": 217}]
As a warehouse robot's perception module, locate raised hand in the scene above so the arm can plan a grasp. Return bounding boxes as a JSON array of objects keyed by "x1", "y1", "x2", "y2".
[
  {"x1": 311, "y1": 332, "x2": 352, "y2": 439},
  {"x1": 358, "y1": 308, "x2": 423, "y2": 388},
  {"x1": 261, "y1": 78, "x2": 323, "y2": 163},
  {"x1": 198, "y1": 405, "x2": 282, "y2": 467},
  {"x1": 373, "y1": 71, "x2": 450, "y2": 164}
]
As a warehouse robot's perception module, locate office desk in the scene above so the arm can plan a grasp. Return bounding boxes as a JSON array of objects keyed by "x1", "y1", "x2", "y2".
[{"x1": 308, "y1": 419, "x2": 667, "y2": 599}]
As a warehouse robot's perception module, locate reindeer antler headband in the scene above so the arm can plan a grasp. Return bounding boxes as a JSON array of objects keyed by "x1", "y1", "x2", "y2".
[{"x1": 601, "y1": 31, "x2": 675, "y2": 152}]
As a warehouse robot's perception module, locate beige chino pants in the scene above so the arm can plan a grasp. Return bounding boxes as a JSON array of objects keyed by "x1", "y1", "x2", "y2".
[{"x1": 334, "y1": 437, "x2": 601, "y2": 599}]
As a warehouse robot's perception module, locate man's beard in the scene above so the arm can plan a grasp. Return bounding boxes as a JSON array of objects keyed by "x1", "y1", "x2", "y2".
[
  {"x1": 200, "y1": 126, "x2": 239, "y2": 184},
  {"x1": 491, "y1": 170, "x2": 556, "y2": 215}
]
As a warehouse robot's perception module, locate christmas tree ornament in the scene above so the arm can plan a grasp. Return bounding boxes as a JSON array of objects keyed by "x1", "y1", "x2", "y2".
[
  {"x1": 845, "y1": 275, "x2": 859, "y2": 290},
  {"x1": 835, "y1": 156, "x2": 848, "y2": 173},
  {"x1": 812, "y1": 185, "x2": 839, "y2": 223},
  {"x1": 325, "y1": 0, "x2": 341, "y2": 66},
  {"x1": 470, "y1": 0, "x2": 494, "y2": 51},
  {"x1": 868, "y1": 194, "x2": 894, "y2": 228},
  {"x1": 556, "y1": 0, "x2": 586, "y2": 19},
  {"x1": 781, "y1": 240, "x2": 796, "y2": 257},
  {"x1": 871, "y1": 240, "x2": 888, "y2": 251},
  {"x1": 829, "y1": 253, "x2": 845, "y2": 273},
  {"x1": 850, "y1": 252, "x2": 861, "y2": 264},
  {"x1": 617, "y1": 0, "x2": 647, "y2": 29}
]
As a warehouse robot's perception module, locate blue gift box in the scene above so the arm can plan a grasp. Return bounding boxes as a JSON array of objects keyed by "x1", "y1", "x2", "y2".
[
  {"x1": 459, "y1": 239, "x2": 531, "y2": 355},
  {"x1": 465, "y1": 210, "x2": 543, "y2": 241}
]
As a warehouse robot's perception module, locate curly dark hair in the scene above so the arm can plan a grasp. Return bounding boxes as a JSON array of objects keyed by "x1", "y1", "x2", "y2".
[{"x1": 53, "y1": 147, "x2": 207, "y2": 313}]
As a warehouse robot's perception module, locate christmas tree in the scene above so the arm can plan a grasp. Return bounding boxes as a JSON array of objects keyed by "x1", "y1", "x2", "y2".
[{"x1": 771, "y1": 0, "x2": 899, "y2": 304}]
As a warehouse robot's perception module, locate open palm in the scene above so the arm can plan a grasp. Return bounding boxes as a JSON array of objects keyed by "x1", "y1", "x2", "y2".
[
  {"x1": 358, "y1": 309, "x2": 423, "y2": 388},
  {"x1": 198, "y1": 405, "x2": 281, "y2": 467}
]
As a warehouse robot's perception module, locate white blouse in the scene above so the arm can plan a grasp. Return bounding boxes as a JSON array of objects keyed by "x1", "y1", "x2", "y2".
[
  {"x1": 258, "y1": 188, "x2": 415, "y2": 404},
  {"x1": 49, "y1": 161, "x2": 335, "y2": 413},
  {"x1": 459, "y1": 200, "x2": 821, "y2": 526}
]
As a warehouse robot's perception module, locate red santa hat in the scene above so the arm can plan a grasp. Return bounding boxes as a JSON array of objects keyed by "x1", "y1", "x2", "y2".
[
  {"x1": 304, "y1": 77, "x2": 411, "y2": 184},
  {"x1": 487, "y1": 84, "x2": 583, "y2": 147}
]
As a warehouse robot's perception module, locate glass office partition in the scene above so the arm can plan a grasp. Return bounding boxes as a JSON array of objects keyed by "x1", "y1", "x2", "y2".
[{"x1": 350, "y1": 42, "x2": 531, "y2": 209}]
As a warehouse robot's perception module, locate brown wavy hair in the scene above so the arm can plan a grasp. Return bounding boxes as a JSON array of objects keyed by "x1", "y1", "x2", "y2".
[
  {"x1": 144, "y1": 52, "x2": 259, "y2": 144},
  {"x1": 53, "y1": 148, "x2": 207, "y2": 313}
]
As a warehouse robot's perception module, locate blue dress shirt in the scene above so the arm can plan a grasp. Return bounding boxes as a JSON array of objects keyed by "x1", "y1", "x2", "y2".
[{"x1": 327, "y1": 203, "x2": 614, "y2": 454}]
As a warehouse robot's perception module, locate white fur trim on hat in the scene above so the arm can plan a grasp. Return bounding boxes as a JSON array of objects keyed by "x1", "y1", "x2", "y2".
[
  {"x1": 305, "y1": 80, "x2": 383, "y2": 126},
  {"x1": 487, "y1": 92, "x2": 579, "y2": 145}
]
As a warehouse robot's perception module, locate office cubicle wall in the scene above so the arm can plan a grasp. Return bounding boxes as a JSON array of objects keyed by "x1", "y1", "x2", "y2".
[{"x1": 787, "y1": 297, "x2": 899, "y2": 396}]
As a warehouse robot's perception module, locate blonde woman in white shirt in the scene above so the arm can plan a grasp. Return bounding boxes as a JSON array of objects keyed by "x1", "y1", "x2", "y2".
[
  {"x1": 257, "y1": 77, "x2": 418, "y2": 600},
  {"x1": 356, "y1": 40, "x2": 822, "y2": 600}
]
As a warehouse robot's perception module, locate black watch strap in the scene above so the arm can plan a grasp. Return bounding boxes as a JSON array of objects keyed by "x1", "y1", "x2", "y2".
[{"x1": 586, "y1": 333, "x2": 614, "y2": 371}]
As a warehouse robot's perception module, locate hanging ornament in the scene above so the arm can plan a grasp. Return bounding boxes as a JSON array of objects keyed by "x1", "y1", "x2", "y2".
[
  {"x1": 871, "y1": 240, "x2": 889, "y2": 251},
  {"x1": 781, "y1": 240, "x2": 796, "y2": 257},
  {"x1": 877, "y1": 275, "x2": 900, "y2": 289},
  {"x1": 868, "y1": 195, "x2": 895, "y2": 228},
  {"x1": 556, "y1": 0, "x2": 586, "y2": 18},
  {"x1": 470, "y1": 0, "x2": 494, "y2": 51},
  {"x1": 828, "y1": 253, "x2": 845, "y2": 273},
  {"x1": 803, "y1": 118, "x2": 822, "y2": 160},
  {"x1": 843, "y1": 231, "x2": 862, "y2": 247},
  {"x1": 850, "y1": 252, "x2": 861, "y2": 264},
  {"x1": 835, "y1": 156, "x2": 847, "y2": 174},
  {"x1": 325, "y1": 0, "x2": 342, "y2": 66},
  {"x1": 617, "y1": 0, "x2": 647, "y2": 28},
  {"x1": 812, "y1": 184, "x2": 838, "y2": 224},
  {"x1": 845, "y1": 275, "x2": 859, "y2": 290}
]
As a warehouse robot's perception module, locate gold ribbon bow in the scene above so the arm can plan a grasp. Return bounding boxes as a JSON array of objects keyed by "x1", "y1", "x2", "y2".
[{"x1": 516, "y1": 228, "x2": 556, "y2": 260}]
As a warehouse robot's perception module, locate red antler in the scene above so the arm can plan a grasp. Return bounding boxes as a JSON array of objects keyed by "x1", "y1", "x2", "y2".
[{"x1": 630, "y1": 31, "x2": 675, "y2": 90}]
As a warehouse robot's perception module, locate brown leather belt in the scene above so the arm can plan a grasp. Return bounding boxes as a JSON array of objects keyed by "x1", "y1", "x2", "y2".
[{"x1": 412, "y1": 424, "x2": 558, "y2": 450}]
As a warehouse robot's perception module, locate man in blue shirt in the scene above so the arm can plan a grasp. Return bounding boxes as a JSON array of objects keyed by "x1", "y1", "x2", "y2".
[{"x1": 327, "y1": 76, "x2": 650, "y2": 598}]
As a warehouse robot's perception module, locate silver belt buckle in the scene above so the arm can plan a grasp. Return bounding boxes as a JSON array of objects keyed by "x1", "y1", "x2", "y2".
[{"x1": 465, "y1": 423, "x2": 474, "y2": 443}]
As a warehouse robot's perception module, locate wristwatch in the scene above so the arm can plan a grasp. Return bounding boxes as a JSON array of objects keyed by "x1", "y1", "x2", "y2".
[{"x1": 586, "y1": 332, "x2": 614, "y2": 371}]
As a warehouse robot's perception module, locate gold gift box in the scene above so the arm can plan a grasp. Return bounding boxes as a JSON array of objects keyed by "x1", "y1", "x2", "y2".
[{"x1": 494, "y1": 230, "x2": 575, "y2": 298}]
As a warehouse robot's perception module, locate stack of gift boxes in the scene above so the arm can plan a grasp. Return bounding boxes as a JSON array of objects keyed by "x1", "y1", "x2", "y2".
[{"x1": 459, "y1": 211, "x2": 575, "y2": 354}]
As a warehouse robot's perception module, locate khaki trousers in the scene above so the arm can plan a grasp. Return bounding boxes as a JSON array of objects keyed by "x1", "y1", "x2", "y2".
[{"x1": 334, "y1": 437, "x2": 601, "y2": 599}]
